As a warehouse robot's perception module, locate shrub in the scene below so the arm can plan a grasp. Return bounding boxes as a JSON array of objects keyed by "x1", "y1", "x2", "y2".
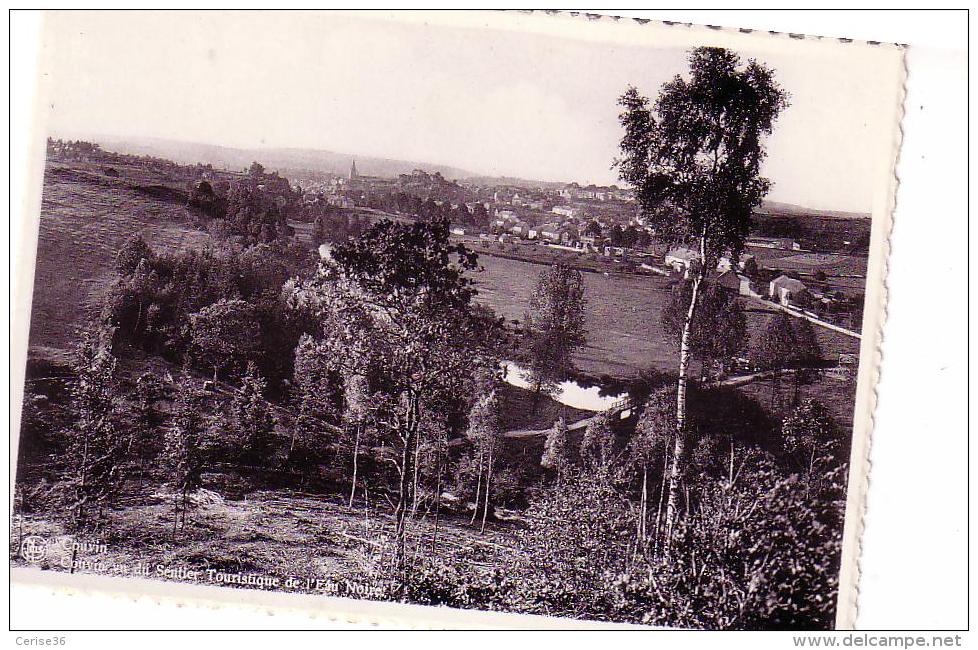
[{"x1": 610, "y1": 454, "x2": 846, "y2": 629}]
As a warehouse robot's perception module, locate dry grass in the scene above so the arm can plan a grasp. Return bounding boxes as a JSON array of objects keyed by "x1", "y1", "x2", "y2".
[{"x1": 10, "y1": 487, "x2": 519, "y2": 599}]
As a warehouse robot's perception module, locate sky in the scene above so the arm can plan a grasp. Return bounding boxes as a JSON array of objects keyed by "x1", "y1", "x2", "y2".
[{"x1": 39, "y1": 11, "x2": 902, "y2": 213}]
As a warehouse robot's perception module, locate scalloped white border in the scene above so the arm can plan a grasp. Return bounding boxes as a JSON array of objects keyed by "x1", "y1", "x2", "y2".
[{"x1": 9, "y1": 9, "x2": 906, "y2": 631}]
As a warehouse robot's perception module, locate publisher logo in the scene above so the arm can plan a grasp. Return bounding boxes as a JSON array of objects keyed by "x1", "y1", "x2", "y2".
[{"x1": 20, "y1": 535, "x2": 48, "y2": 564}]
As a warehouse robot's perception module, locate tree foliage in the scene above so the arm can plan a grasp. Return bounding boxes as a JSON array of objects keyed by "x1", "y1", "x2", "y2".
[
  {"x1": 162, "y1": 376, "x2": 211, "y2": 535},
  {"x1": 231, "y1": 362, "x2": 277, "y2": 467},
  {"x1": 523, "y1": 264, "x2": 587, "y2": 399},
  {"x1": 541, "y1": 416, "x2": 572, "y2": 484},
  {"x1": 289, "y1": 216, "x2": 501, "y2": 580},
  {"x1": 616, "y1": 47, "x2": 787, "y2": 553},
  {"x1": 662, "y1": 281, "x2": 747, "y2": 379},
  {"x1": 62, "y1": 326, "x2": 133, "y2": 530}
]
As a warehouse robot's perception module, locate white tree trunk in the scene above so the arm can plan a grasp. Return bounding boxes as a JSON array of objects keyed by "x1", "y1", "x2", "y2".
[
  {"x1": 480, "y1": 448, "x2": 493, "y2": 534},
  {"x1": 348, "y1": 425, "x2": 360, "y2": 508},
  {"x1": 470, "y1": 450, "x2": 483, "y2": 526},
  {"x1": 664, "y1": 263, "x2": 703, "y2": 557}
]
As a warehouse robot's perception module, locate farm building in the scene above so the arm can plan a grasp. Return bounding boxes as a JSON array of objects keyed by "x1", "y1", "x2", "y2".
[
  {"x1": 747, "y1": 236, "x2": 802, "y2": 251},
  {"x1": 715, "y1": 270, "x2": 742, "y2": 293},
  {"x1": 665, "y1": 247, "x2": 700, "y2": 276},
  {"x1": 769, "y1": 275, "x2": 810, "y2": 306}
]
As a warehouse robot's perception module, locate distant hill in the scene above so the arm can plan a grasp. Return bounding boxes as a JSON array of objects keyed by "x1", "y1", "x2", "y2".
[
  {"x1": 758, "y1": 200, "x2": 870, "y2": 221},
  {"x1": 85, "y1": 135, "x2": 476, "y2": 181},
  {"x1": 59, "y1": 134, "x2": 872, "y2": 222},
  {"x1": 458, "y1": 175, "x2": 566, "y2": 191}
]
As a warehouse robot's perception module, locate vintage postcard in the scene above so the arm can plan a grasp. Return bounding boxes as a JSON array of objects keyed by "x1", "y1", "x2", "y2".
[{"x1": 10, "y1": 10, "x2": 904, "y2": 630}]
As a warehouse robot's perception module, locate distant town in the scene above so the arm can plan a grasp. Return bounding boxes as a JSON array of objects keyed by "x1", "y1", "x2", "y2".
[{"x1": 289, "y1": 157, "x2": 869, "y2": 334}]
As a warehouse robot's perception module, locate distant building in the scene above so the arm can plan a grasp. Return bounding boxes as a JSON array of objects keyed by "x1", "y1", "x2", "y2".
[
  {"x1": 717, "y1": 253, "x2": 758, "y2": 274},
  {"x1": 665, "y1": 247, "x2": 701, "y2": 276},
  {"x1": 349, "y1": 159, "x2": 358, "y2": 180},
  {"x1": 747, "y1": 236, "x2": 801, "y2": 251},
  {"x1": 769, "y1": 275, "x2": 809, "y2": 306},
  {"x1": 739, "y1": 276, "x2": 760, "y2": 297},
  {"x1": 552, "y1": 205, "x2": 578, "y2": 219},
  {"x1": 539, "y1": 223, "x2": 562, "y2": 243},
  {"x1": 715, "y1": 270, "x2": 742, "y2": 293},
  {"x1": 511, "y1": 222, "x2": 531, "y2": 238},
  {"x1": 450, "y1": 226, "x2": 467, "y2": 236}
]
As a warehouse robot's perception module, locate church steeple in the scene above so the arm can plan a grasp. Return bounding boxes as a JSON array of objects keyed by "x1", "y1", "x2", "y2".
[{"x1": 350, "y1": 159, "x2": 358, "y2": 179}]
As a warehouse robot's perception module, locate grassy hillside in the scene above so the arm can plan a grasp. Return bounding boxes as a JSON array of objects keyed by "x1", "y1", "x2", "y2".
[{"x1": 27, "y1": 159, "x2": 213, "y2": 361}]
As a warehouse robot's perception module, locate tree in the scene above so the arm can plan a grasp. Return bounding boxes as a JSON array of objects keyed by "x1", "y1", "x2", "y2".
[
  {"x1": 611, "y1": 452, "x2": 846, "y2": 630},
  {"x1": 753, "y1": 311, "x2": 823, "y2": 408},
  {"x1": 541, "y1": 416, "x2": 572, "y2": 485},
  {"x1": 523, "y1": 264, "x2": 587, "y2": 406},
  {"x1": 628, "y1": 389, "x2": 675, "y2": 553},
  {"x1": 580, "y1": 410, "x2": 616, "y2": 477},
  {"x1": 343, "y1": 373, "x2": 372, "y2": 507},
  {"x1": 662, "y1": 281, "x2": 747, "y2": 381},
  {"x1": 185, "y1": 298, "x2": 262, "y2": 381},
  {"x1": 616, "y1": 47, "x2": 787, "y2": 552},
  {"x1": 63, "y1": 326, "x2": 132, "y2": 531},
  {"x1": 781, "y1": 400, "x2": 842, "y2": 481},
  {"x1": 465, "y1": 388, "x2": 503, "y2": 532},
  {"x1": 115, "y1": 234, "x2": 153, "y2": 275},
  {"x1": 162, "y1": 376, "x2": 210, "y2": 536},
  {"x1": 290, "y1": 216, "x2": 500, "y2": 584},
  {"x1": 231, "y1": 362, "x2": 277, "y2": 467}
]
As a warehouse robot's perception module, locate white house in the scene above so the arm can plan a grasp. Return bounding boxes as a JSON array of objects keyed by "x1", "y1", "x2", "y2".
[
  {"x1": 769, "y1": 275, "x2": 809, "y2": 306},
  {"x1": 665, "y1": 247, "x2": 701, "y2": 276}
]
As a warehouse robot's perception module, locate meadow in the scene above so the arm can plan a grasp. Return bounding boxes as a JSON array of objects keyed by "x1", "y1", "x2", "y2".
[
  {"x1": 28, "y1": 161, "x2": 212, "y2": 362},
  {"x1": 472, "y1": 253, "x2": 862, "y2": 375}
]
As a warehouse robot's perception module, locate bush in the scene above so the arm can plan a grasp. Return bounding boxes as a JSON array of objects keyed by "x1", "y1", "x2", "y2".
[
  {"x1": 502, "y1": 474, "x2": 635, "y2": 619},
  {"x1": 610, "y1": 454, "x2": 846, "y2": 629}
]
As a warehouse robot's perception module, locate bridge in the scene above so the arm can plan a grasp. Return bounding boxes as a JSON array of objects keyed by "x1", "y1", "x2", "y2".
[{"x1": 501, "y1": 395, "x2": 636, "y2": 439}]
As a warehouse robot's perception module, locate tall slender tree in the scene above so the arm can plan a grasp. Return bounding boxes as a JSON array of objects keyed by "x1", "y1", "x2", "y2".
[
  {"x1": 580, "y1": 410, "x2": 616, "y2": 477},
  {"x1": 616, "y1": 47, "x2": 787, "y2": 553},
  {"x1": 541, "y1": 416, "x2": 572, "y2": 485},
  {"x1": 465, "y1": 389, "x2": 503, "y2": 533},
  {"x1": 63, "y1": 326, "x2": 132, "y2": 531},
  {"x1": 162, "y1": 376, "x2": 209, "y2": 537},
  {"x1": 523, "y1": 263, "x2": 587, "y2": 407},
  {"x1": 231, "y1": 362, "x2": 277, "y2": 467}
]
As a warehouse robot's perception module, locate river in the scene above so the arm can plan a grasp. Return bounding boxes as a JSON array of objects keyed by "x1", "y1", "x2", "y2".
[{"x1": 502, "y1": 362, "x2": 628, "y2": 412}]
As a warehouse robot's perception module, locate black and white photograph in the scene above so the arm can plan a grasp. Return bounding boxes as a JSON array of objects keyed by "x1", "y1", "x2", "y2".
[{"x1": 10, "y1": 10, "x2": 910, "y2": 631}]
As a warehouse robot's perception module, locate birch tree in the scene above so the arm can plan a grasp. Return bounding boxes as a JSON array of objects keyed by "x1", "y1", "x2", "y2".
[
  {"x1": 616, "y1": 47, "x2": 787, "y2": 553},
  {"x1": 289, "y1": 216, "x2": 500, "y2": 587},
  {"x1": 465, "y1": 388, "x2": 502, "y2": 533},
  {"x1": 162, "y1": 376, "x2": 209, "y2": 537},
  {"x1": 628, "y1": 389, "x2": 675, "y2": 555},
  {"x1": 580, "y1": 410, "x2": 616, "y2": 478},
  {"x1": 541, "y1": 416, "x2": 572, "y2": 485}
]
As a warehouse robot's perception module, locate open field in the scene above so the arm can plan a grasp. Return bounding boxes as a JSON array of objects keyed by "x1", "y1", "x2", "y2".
[
  {"x1": 472, "y1": 253, "x2": 861, "y2": 380},
  {"x1": 27, "y1": 161, "x2": 212, "y2": 361},
  {"x1": 747, "y1": 247, "x2": 868, "y2": 293}
]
